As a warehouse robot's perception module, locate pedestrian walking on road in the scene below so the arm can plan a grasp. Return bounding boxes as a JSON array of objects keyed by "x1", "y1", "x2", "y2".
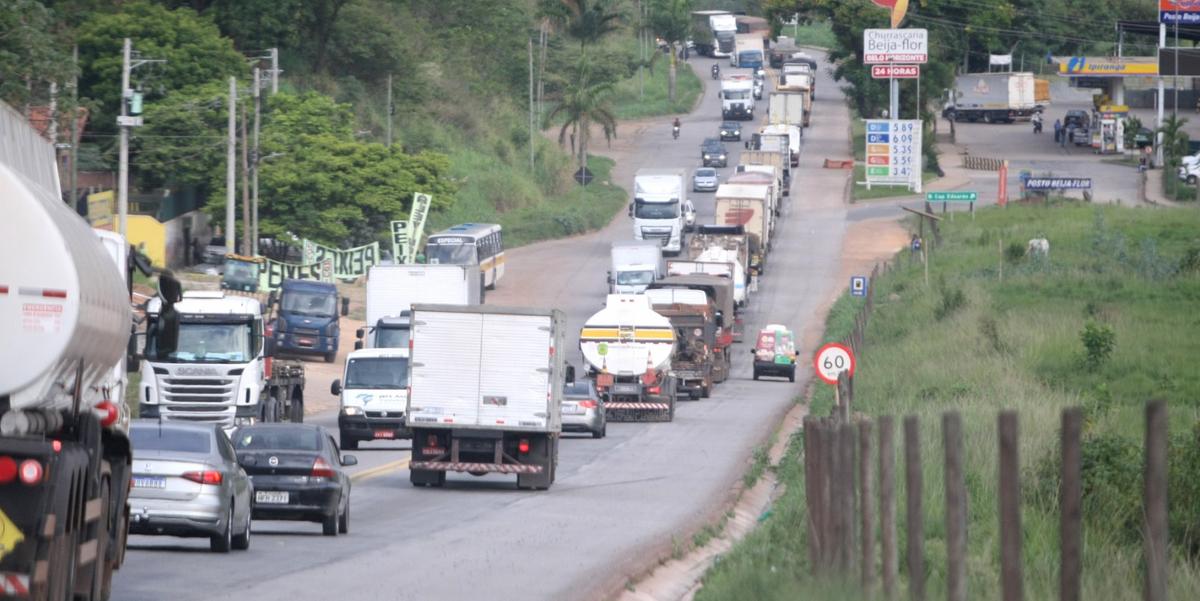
[{"x1": 1053, "y1": 118, "x2": 1062, "y2": 143}]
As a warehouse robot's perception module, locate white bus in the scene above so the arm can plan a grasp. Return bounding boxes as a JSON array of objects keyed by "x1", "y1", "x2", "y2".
[{"x1": 424, "y1": 223, "x2": 505, "y2": 289}]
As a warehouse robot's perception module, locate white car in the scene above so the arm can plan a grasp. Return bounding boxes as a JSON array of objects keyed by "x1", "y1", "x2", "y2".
[
  {"x1": 1180, "y1": 153, "x2": 1200, "y2": 184},
  {"x1": 683, "y1": 199, "x2": 696, "y2": 232}
]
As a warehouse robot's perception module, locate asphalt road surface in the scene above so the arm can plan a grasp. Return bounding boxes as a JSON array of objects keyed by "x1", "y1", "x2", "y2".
[{"x1": 111, "y1": 52, "x2": 852, "y2": 601}]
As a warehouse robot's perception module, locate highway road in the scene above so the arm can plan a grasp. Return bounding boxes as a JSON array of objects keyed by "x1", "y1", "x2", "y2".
[{"x1": 111, "y1": 51, "x2": 853, "y2": 601}]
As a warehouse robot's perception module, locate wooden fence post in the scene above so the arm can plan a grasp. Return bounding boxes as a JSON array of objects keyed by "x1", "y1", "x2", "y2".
[
  {"x1": 880, "y1": 416, "x2": 898, "y2": 601},
  {"x1": 904, "y1": 415, "x2": 925, "y2": 601},
  {"x1": 943, "y1": 412, "x2": 967, "y2": 601},
  {"x1": 822, "y1": 419, "x2": 837, "y2": 572},
  {"x1": 860, "y1": 419, "x2": 875, "y2": 591},
  {"x1": 1144, "y1": 400, "x2": 1168, "y2": 601},
  {"x1": 804, "y1": 417, "x2": 821, "y2": 574},
  {"x1": 998, "y1": 411, "x2": 1023, "y2": 601},
  {"x1": 841, "y1": 422, "x2": 858, "y2": 576},
  {"x1": 1060, "y1": 407, "x2": 1083, "y2": 601}
]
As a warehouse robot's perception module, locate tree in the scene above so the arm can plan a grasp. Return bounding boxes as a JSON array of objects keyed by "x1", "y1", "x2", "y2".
[
  {"x1": 134, "y1": 79, "x2": 231, "y2": 190},
  {"x1": 547, "y1": 57, "x2": 617, "y2": 176},
  {"x1": 647, "y1": 0, "x2": 691, "y2": 103},
  {"x1": 0, "y1": 0, "x2": 71, "y2": 111},
  {"x1": 1157, "y1": 113, "x2": 1189, "y2": 169},
  {"x1": 546, "y1": 0, "x2": 624, "y2": 55},
  {"x1": 75, "y1": 1, "x2": 246, "y2": 132}
]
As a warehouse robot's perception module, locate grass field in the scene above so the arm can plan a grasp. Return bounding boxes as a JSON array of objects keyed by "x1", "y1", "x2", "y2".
[
  {"x1": 698, "y1": 203, "x2": 1200, "y2": 600},
  {"x1": 430, "y1": 153, "x2": 625, "y2": 248},
  {"x1": 610, "y1": 55, "x2": 703, "y2": 120},
  {"x1": 782, "y1": 20, "x2": 837, "y2": 49}
]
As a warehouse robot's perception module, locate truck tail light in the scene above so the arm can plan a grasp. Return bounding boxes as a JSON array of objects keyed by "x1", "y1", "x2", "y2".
[
  {"x1": 0, "y1": 456, "x2": 17, "y2": 484},
  {"x1": 518, "y1": 439, "x2": 531, "y2": 454},
  {"x1": 182, "y1": 470, "x2": 223, "y2": 485},
  {"x1": 19, "y1": 459, "x2": 44, "y2": 486},
  {"x1": 311, "y1": 457, "x2": 336, "y2": 480},
  {"x1": 647, "y1": 386, "x2": 661, "y2": 395}
]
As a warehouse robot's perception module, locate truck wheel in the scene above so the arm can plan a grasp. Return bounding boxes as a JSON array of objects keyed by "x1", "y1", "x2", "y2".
[
  {"x1": 288, "y1": 397, "x2": 304, "y2": 423},
  {"x1": 753, "y1": 368, "x2": 760, "y2": 381},
  {"x1": 667, "y1": 397, "x2": 676, "y2": 422},
  {"x1": 261, "y1": 395, "x2": 278, "y2": 423},
  {"x1": 701, "y1": 381, "x2": 711, "y2": 398},
  {"x1": 47, "y1": 529, "x2": 77, "y2": 601},
  {"x1": 323, "y1": 351, "x2": 336, "y2": 363},
  {"x1": 88, "y1": 474, "x2": 114, "y2": 601}
]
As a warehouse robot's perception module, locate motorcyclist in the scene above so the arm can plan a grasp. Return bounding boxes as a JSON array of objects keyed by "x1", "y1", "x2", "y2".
[
  {"x1": 711, "y1": 64, "x2": 720, "y2": 79},
  {"x1": 672, "y1": 117, "x2": 681, "y2": 139},
  {"x1": 1032, "y1": 111, "x2": 1043, "y2": 134}
]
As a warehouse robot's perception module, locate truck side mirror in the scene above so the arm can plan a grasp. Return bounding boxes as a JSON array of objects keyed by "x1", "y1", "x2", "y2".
[
  {"x1": 341, "y1": 297, "x2": 350, "y2": 317},
  {"x1": 330, "y1": 379, "x2": 342, "y2": 396},
  {"x1": 565, "y1": 365, "x2": 576, "y2": 384}
]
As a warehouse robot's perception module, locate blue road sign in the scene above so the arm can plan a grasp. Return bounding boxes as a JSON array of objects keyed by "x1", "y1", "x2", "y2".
[{"x1": 850, "y1": 276, "x2": 868, "y2": 298}]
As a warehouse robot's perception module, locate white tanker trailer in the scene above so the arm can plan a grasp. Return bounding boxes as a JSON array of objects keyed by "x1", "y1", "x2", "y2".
[
  {"x1": 0, "y1": 99, "x2": 165, "y2": 600},
  {"x1": 579, "y1": 295, "x2": 677, "y2": 422}
]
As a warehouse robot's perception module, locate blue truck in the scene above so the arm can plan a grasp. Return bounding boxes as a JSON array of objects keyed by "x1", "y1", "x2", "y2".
[{"x1": 269, "y1": 279, "x2": 346, "y2": 363}]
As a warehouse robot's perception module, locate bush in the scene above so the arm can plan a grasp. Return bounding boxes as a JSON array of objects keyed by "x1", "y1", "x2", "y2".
[
  {"x1": 934, "y1": 283, "x2": 967, "y2": 321},
  {"x1": 1004, "y1": 241, "x2": 1027, "y2": 263},
  {"x1": 1080, "y1": 321, "x2": 1116, "y2": 371}
]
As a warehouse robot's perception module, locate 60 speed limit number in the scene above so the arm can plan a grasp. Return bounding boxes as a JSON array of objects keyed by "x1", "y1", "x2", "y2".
[{"x1": 813, "y1": 342, "x2": 856, "y2": 385}]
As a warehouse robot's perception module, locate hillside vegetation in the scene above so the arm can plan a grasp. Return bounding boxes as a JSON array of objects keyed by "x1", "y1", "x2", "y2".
[
  {"x1": 2, "y1": 0, "x2": 700, "y2": 251},
  {"x1": 699, "y1": 203, "x2": 1200, "y2": 600}
]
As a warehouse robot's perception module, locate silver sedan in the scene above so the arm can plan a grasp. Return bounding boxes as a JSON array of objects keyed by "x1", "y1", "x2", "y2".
[
  {"x1": 128, "y1": 421, "x2": 254, "y2": 552},
  {"x1": 562, "y1": 380, "x2": 606, "y2": 438}
]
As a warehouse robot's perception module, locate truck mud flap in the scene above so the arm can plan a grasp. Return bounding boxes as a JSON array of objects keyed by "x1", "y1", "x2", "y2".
[
  {"x1": 409, "y1": 461, "x2": 543, "y2": 474},
  {"x1": 605, "y1": 402, "x2": 673, "y2": 423}
]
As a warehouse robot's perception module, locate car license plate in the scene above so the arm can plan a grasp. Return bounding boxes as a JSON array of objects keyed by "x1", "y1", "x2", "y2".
[
  {"x1": 562, "y1": 404, "x2": 583, "y2": 415},
  {"x1": 374, "y1": 430, "x2": 395, "y2": 439},
  {"x1": 132, "y1": 476, "x2": 166, "y2": 489},
  {"x1": 255, "y1": 491, "x2": 289, "y2": 504},
  {"x1": 298, "y1": 337, "x2": 314, "y2": 346}
]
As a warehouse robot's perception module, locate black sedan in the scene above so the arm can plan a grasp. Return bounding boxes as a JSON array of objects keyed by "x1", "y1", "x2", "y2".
[
  {"x1": 719, "y1": 121, "x2": 742, "y2": 141},
  {"x1": 701, "y1": 138, "x2": 729, "y2": 168},
  {"x1": 232, "y1": 423, "x2": 357, "y2": 536}
]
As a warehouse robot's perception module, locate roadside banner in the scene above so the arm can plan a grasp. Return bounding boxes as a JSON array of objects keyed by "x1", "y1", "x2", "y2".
[
  {"x1": 259, "y1": 258, "x2": 335, "y2": 291},
  {"x1": 407, "y1": 193, "x2": 433, "y2": 262},
  {"x1": 300, "y1": 240, "x2": 379, "y2": 280},
  {"x1": 390, "y1": 220, "x2": 409, "y2": 263}
]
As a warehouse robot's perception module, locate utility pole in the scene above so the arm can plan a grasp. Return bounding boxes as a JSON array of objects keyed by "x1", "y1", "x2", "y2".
[
  {"x1": 528, "y1": 39, "x2": 535, "y2": 171},
  {"x1": 270, "y1": 48, "x2": 279, "y2": 94},
  {"x1": 70, "y1": 45, "x2": 78, "y2": 210},
  {"x1": 240, "y1": 93, "x2": 251, "y2": 256},
  {"x1": 1157, "y1": 22, "x2": 1166, "y2": 167},
  {"x1": 386, "y1": 73, "x2": 393, "y2": 147},
  {"x1": 226, "y1": 76, "x2": 236, "y2": 256},
  {"x1": 118, "y1": 38, "x2": 131, "y2": 237},
  {"x1": 251, "y1": 67, "x2": 262, "y2": 257}
]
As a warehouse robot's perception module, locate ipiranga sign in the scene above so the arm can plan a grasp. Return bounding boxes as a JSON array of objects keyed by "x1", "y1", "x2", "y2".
[{"x1": 863, "y1": 29, "x2": 928, "y2": 64}]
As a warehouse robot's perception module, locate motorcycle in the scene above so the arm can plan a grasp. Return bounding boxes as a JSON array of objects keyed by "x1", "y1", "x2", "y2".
[
  {"x1": 672, "y1": 125, "x2": 680, "y2": 140},
  {"x1": 711, "y1": 65, "x2": 720, "y2": 80},
  {"x1": 1033, "y1": 118, "x2": 1043, "y2": 134}
]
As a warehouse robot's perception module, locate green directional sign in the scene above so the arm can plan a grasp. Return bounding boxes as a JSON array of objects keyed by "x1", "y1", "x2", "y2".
[{"x1": 926, "y1": 191, "x2": 978, "y2": 202}]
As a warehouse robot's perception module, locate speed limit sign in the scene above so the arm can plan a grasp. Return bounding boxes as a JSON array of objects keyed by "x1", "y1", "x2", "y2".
[{"x1": 813, "y1": 342, "x2": 855, "y2": 385}]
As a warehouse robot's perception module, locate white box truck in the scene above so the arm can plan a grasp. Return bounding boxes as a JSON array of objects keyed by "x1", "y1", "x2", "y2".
[
  {"x1": 356, "y1": 264, "x2": 483, "y2": 350},
  {"x1": 768, "y1": 91, "x2": 808, "y2": 129},
  {"x1": 407, "y1": 305, "x2": 566, "y2": 489},
  {"x1": 609, "y1": 240, "x2": 665, "y2": 294},
  {"x1": 631, "y1": 168, "x2": 687, "y2": 256},
  {"x1": 942, "y1": 72, "x2": 1038, "y2": 123}
]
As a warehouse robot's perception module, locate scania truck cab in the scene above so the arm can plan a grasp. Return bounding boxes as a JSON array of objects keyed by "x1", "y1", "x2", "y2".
[{"x1": 331, "y1": 348, "x2": 411, "y2": 449}]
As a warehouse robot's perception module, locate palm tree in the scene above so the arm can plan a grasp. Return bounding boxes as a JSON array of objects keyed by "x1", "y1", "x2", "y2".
[
  {"x1": 544, "y1": 0, "x2": 623, "y2": 55},
  {"x1": 547, "y1": 57, "x2": 618, "y2": 178},
  {"x1": 647, "y1": 0, "x2": 692, "y2": 103},
  {"x1": 1157, "y1": 113, "x2": 1190, "y2": 169}
]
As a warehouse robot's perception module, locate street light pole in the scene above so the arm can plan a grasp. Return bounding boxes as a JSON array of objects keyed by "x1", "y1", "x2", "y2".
[
  {"x1": 252, "y1": 67, "x2": 262, "y2": 257},
  {"x1": 226, "y1": 76, "x2": 236, "y2": 256},
  {"x1": 118, "y1": 38, "x2": 131, "y2": 237}
]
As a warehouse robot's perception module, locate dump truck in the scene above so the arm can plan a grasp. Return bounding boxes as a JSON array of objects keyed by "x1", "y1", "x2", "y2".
[
  {"x1": 649, "y1": 275, "x2": 742, "y2": 344},
  {"x1": 406, "y1": 304, "x2": 566, "y2": 489},
  {"x1": 1, "y1": 99, "x2": 144, "y2": 600},
  {"x1": 580, "y1": 295, "x2": 677, "y2": 422}
]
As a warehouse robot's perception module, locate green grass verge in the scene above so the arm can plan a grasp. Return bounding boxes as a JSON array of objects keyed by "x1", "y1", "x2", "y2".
[
  {"x1": 611, "y1": 59, "x2": 703, "y2": 120},
  {"x1": 430, "y1": 153, "x2": 625, "y2": 248},
  {"x1": 781, "y1": 20, "x2": 837, "y2": 49},
  {"x1": 1162, "y1": 170, "x2": 1200, "y2": 202},
  {"x1": 698, "y1": 203, "x2": 1200, "y2": 600}
]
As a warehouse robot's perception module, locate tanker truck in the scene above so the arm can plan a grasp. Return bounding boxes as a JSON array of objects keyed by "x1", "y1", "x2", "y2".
[
  {"x1": 0, "y1": 100, "x2": 160, "y2": 600},
  {"x1": 580, "y1": 295, "x2": 677, "y2": 422}
]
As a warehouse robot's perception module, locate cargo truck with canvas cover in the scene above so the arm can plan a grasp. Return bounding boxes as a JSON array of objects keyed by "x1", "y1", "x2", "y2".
[
  {"x1": 688, "y1": 225, "x2": 752, "y2": 279},
  {"x1": 727, "y1": 170, "x2": 780, "y2": 226},
  {"x1": 715, "y1": 183, "x2": 772, "y2": 274},
  {"x1": 0, "y1": 99, "x2": 147, "y2": 600},
  {"x1": 643, "y1": 289, "x2": 730, "y2": 399},
  {"x1": 580, "y1": 296, "x2": 677, "y2": 422},
  {"x1": 356, "y1": 264, "x2": 482, "y2": 351},
  {"x1": 649, "y1": 275, "x2": 742, "y2": 344},
  {"x1": 630, "y1": 168, "x2": 687, "y2": 256},
  {"x1": 667, "y1": 249, "x2": 748, "y2": 307},
  {"x1": 406, "y1": 305, "x2": 566, "y2": 489},
  {"x1": 740, "y1": 149, "x2": 790, "y2": 192}
]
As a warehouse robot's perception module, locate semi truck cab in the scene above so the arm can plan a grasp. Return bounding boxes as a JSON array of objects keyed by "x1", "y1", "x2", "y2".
[
  {"x1": 270, "y1": 279, "x2": 342, "y2": 362},
  {"x1": 140, "y1": 291, "x2": 267, "y2": 426}
]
